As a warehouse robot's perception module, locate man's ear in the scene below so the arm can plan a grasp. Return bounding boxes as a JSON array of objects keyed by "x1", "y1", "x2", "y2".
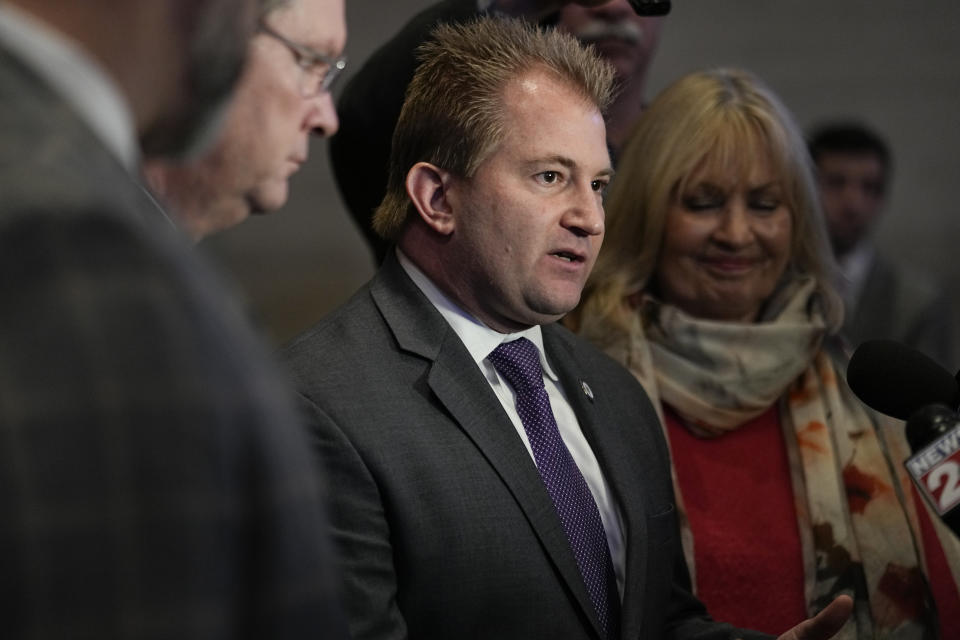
[{"x1": 406, "y1": 162, "x2": 457, "y2": 236}]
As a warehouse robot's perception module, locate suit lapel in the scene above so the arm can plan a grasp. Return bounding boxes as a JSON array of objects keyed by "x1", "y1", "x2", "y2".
[
  {"x1": 543, "y1": 326, "x2": 651, "y2": 640},
  {"x1": 848, "y1": 257, "x2": 894, "y2": 341},
  {"x1": 370, "y1": 256, "x2": 605, "y2": 638}
]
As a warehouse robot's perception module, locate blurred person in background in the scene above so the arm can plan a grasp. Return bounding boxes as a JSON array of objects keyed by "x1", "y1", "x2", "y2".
[
  {"x1": 571, "y1": 68, "x2": 960, "y2": 638},
  {"x1": 555, "y1": 0, "x2": 662, "y2": 152},
  {"x1": 808, "y1": 121, "x2": 955, "y2": 368},
  {"x1": 330, "y1": 0, "x2": 665, "y2": 263},
  {"x1": 0, "y1": 0, "x2": 346, "y2": 636},
  {"x1": 145, "y1": 0, "x2": 347, "y2": 241}
]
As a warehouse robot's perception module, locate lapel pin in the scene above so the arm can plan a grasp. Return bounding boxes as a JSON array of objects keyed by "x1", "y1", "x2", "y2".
[{"x1": 580, "y1": 380, "x2": 594, "y2": 401}]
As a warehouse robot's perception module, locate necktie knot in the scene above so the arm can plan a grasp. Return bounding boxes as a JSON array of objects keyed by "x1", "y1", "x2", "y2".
[{"x1": 489, "y1": 338, "x2": 545, "y2": 392}]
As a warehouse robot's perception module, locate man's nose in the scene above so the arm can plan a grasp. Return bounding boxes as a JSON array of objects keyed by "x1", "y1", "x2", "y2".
[
  {"x1": 562, "y1": 184, "x2": 605, "y2": 237},
  {"x1": 306, "y1": 91, "x2": 339, "y2": 138}
]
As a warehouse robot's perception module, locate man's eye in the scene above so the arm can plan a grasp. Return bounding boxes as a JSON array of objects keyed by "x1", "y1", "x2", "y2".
[
  {"x1": 591, "y1": 179, "x2": 608, "y2": 193},
  {"x1": 538, "y1": 171, "x2": 559, "y2": 184}
]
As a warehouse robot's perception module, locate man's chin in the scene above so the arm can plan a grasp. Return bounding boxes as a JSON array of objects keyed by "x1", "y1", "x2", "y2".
[
  {"x1": 529, "y1": 297, "x2": 582, "y2": 326},
  {"x1": 248, "y1": 185, "x2": 290, "y2": 216}
]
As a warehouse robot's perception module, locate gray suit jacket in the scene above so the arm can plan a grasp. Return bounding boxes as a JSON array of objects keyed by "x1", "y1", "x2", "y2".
[
  {"x1": 282, "y1": 254, "x2": 763, "y2": 640},
  {"x1": 844, "y1": 251, "x2": 955, "y2": 368},
  {"x1": 0, "y1": 45, "x2": 345, "y2": 638}
]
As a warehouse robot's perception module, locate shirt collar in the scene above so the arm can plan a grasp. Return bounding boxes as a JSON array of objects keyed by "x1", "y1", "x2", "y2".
[
  {"x1": 836, "y1": 241, "x2": 875, "y2": 310},
  {"x1": 395, "y1": 248, "x2": 559, "y2": 381},
  {"x1": 0, "y1": 4, "x2": 138, "y2": 172}
]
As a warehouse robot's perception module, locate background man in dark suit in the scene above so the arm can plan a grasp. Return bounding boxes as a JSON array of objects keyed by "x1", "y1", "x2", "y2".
[
  {"x1": 808, "y1": 121, "x2": 956, "y2": 368},
  {"x1": 0, "y1": 0, "x2": 345, "y2": 636},
  {"x1": 145, "y1": 0, "x2": 347, "y2": 240},
  {"x1": 282, "y1": 16, "x2": 851, "y2": 640}
]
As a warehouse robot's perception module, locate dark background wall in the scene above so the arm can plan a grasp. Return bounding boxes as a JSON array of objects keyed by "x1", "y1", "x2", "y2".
[{"x1": 202, "y1": 0, "x2": 960, "y2": 345}]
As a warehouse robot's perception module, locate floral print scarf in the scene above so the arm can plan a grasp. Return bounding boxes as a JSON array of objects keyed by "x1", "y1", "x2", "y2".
[{"x1": 580, "y1": 276, "x2": 949, "y2": 639}]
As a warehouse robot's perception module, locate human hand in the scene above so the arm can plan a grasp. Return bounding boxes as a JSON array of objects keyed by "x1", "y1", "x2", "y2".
[{"x1": 775, "y1": 595, "x2": 853, "y2": 640}]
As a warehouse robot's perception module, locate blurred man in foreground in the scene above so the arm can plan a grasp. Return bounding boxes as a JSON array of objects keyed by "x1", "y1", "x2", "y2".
[{"x1": 0, "y1": 0, "x2": 345, "y2": 636}]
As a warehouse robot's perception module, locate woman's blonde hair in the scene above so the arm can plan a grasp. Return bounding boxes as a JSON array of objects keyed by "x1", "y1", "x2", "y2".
[{"x1": 571, "y1": 67, "x2": 841, "y2": 336}]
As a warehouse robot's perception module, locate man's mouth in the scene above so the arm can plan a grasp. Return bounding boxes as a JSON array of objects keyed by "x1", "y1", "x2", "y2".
[{"x1": 551, "y1": 251, "x2": 584, "y2": 263}]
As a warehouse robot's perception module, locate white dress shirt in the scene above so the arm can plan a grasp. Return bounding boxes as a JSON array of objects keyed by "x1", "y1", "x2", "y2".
[
  {"x1": 836, "y1": 241, "x2": 876, "y2": 318},
  {"x1": 397, "y1": 248, "x2": 626, "y2": 594},
  {"x1": 0, "y1": 4, "x2": 137, "y2": 172}
]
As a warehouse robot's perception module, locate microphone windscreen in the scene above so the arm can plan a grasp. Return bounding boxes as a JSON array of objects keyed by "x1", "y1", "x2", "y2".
[{"x1": 847, "y1": 339, "x2": 959, "y2": 420}]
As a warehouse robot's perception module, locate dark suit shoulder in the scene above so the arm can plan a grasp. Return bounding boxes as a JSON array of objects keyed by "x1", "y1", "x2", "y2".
[
  {"x1": 281, "y1": 279, "x2": 389, "y2": 378},
  {"x1": 851, "y1": 252, "x2": 955, "y2": 367},
  {"x1": 0, "y1": 52, "x2": 344, "y2": 637},
  {"x1": 279, "y1": 278, "x2": 437, "y2": 433},
  {"x1": 0, "y1": 51, "x2": 147, "y2": 225}
]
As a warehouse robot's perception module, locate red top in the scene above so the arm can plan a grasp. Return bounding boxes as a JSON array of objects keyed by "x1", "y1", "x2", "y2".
[
  {"x1": 664, "y1": 404, "x2": 807, "y2": 633},
  {"x1": 665, "y1": 403, "x2": 960, "y2": 636},
  {"x1": 912, "y1": 484, "x2": 960, "y2": 638}
]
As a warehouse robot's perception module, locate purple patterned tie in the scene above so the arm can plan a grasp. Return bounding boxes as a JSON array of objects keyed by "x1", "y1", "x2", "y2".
[{"x1": 489, "y1": 338, "x2": 620, "y2": 639}]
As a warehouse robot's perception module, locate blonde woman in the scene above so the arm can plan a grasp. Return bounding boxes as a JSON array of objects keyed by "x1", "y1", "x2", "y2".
[{"x1": 571, "y1": 68, "x2": 960, "y2": 638}]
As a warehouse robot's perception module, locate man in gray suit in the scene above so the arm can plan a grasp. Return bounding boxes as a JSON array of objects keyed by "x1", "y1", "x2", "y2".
[
  {"x1": 0, "y1": 0, "x2": 344, "y2": 636},
  {"x1": 282, "y1": 16, "x2": 851, "y2": 640}
]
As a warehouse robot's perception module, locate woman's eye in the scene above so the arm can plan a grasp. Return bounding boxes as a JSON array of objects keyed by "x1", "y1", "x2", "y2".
[
  {"x1": 683, "y1": 197, "x2": 722, "y2": 211},
  {"x1": 750, "y1": 199, "x2": 781, "y2": 212}
]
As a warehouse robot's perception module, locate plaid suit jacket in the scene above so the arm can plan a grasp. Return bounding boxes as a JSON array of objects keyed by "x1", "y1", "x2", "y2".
[{"x1": 0, "y1": 45, "x2": 345, "y2": 638}]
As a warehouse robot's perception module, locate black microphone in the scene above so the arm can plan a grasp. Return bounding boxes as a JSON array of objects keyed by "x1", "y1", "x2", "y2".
[
  {"x1": 847, "y1": 339, "x2": 960, "y2": 420},
  {"x1": 847, "y1": 339, "x2": 960, "y2": 536},
  {"x1": 626, "y1": 0, "x2": 671, "y2": 17}
]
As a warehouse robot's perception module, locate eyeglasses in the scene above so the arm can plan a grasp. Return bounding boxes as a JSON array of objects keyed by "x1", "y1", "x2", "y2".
[{"x1": 258, "y1": 21, "x2": 347, "y2": 97}]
